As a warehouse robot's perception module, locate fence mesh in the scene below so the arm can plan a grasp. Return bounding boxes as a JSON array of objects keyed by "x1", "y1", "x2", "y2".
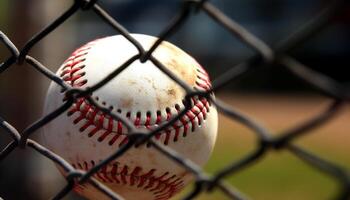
[{"x1": 0, "y1": 0, "x2": 349, "y2": 199}]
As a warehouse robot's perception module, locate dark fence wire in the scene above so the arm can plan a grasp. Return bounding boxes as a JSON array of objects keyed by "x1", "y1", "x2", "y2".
[{"x1": 0, "y1": 0, "x2": 349, "y2": 199}]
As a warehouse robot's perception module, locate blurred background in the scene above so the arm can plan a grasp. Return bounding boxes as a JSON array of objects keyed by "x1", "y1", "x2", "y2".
[{"x1": 0, "y1": 0, "x2": 349, "y2": 199}]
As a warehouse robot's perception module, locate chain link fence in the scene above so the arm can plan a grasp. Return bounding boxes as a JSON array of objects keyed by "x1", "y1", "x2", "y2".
[{"x1": 0, "y1": 0, "x2": 349, "y2": 199}]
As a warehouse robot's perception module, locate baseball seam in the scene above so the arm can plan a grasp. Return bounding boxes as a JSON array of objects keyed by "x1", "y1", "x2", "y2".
[
  {"x1": 72, "y1": 160, "x2": 184, "y2": 200},
  {"x1": 59, "y1": 40, "x2": 213, "y2": 147}
]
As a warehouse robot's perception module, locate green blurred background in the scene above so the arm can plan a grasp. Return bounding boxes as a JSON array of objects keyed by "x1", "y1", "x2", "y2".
[
  {"x1": 0, "y1": 1, "x2": 349, "y2": 200},
  {"x1": 176, "y1": 94, "x2": 350, "y2": 200}
]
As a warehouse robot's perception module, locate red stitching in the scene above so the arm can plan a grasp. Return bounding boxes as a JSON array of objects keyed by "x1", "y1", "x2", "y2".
[
  {"x1": 72, "y1": 161, "x2": 184, "y2": 200},
  {"x1": 60, "y1": 41, "x2": 213, "y2": 147}
]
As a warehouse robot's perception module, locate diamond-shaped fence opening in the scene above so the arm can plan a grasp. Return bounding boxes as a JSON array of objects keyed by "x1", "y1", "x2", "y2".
[{"x1": 0, "y1": 0, "x2": 349, "y2": 200}]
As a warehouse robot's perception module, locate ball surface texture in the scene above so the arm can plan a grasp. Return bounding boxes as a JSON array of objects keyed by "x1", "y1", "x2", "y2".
[{"x1": 42, "y1": 34, "x2": 218, "y2": 200}]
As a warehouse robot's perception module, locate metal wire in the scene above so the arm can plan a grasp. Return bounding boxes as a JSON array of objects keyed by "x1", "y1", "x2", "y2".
[{"x1": 0, "y1": 0, "x2": 349, "y2": 199}]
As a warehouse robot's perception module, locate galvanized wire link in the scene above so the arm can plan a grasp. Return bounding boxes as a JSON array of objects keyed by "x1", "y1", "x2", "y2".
[{"x1": 0, "y1": 0, "x2": 349, "y2": 199}]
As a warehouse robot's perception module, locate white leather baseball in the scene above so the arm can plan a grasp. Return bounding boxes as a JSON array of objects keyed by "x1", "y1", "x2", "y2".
[{"x1": 42, "y1": 34, "x2": 218, "y2": 200}]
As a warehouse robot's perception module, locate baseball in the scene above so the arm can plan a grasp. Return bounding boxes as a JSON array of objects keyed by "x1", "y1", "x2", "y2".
[{"x1": 41, "y1": 34, "x2": 218, "y2": 200}]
